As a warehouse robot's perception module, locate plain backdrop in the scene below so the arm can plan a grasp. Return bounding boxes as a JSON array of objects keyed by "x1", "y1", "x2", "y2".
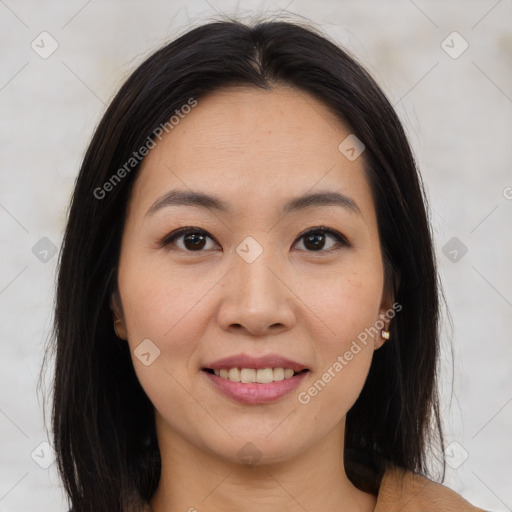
[{"x1": 1, "y1": 1, "x2": 511, "y2": 511}]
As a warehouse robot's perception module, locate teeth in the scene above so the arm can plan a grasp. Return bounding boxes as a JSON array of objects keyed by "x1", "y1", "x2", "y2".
[
  {"x1": 273, "y1": 368, "x2": 284, "y2": 381},
  {"x1": 284, "y1": 368, "x2": 294, "y2": 379},
  {"x1": 256, "y1": 368, "x2": 273, "y2": 383},
  {"x1": 228, "y1": 367, "x2": 241, "y2": 382},
  {"x1": 212, "y1": 367, "x2": 303, "y2": 383},
  {"x1": 241, "y1": 368, "x2": 256, "y2": 383}
]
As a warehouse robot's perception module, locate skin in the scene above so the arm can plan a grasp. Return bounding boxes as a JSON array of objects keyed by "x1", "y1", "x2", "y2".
[{"x1": 112, "y1": 86, "x2": 394, "y2": 512}]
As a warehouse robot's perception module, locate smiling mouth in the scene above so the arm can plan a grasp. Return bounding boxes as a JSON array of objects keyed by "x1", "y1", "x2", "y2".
[{"x1": 202, "y1": 367, "x2": 309, "y2": 384}]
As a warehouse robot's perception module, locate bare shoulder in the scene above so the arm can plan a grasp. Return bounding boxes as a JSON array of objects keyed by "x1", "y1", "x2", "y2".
[{"x1": 375, "y1": 465, "x2": 489, "y2": 511}]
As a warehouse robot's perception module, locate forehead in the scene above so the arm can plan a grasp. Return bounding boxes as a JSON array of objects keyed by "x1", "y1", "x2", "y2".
[{"x1": 128, "y1": 86, "x2": 376, "y2": 222}]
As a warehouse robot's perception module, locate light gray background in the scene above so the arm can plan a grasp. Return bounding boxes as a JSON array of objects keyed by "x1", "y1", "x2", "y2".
[{"x1": 1, "y1": 1, "x2": 511, "y2": 511}]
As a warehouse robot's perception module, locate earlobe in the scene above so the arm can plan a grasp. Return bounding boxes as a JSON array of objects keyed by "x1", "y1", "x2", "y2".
[
  {"x1": 113, "y1": 318, "x2": 127, "y2": 340},
  {"x1": 374, "y1": 328, "x2": 390, "y2": 350},
  {"x1": 375, "y1": 271, "x2": 398, "y2": 349},
  {"x1": 110, "y1": 290, "x2": 128, "y2": 340},
  {"x1": 374, "y1": 326, "x2": 390, "y2": 350},
  {"x1": 375, "y1": 292, "x2": 394, "y2": 349}
]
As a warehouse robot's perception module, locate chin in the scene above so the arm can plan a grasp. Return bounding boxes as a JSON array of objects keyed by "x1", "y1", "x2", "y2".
[{"x1": 192, "y1": 421, "x2": 319, "y2": 469}]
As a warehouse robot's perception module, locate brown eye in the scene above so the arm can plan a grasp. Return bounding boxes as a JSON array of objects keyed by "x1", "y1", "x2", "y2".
[
  {"x1": 161, "y1": 226, "x2": 349, "y2": 254},
  {"x1": 162, "y1": 228, "x2": 218, "y2": 252},
  {"x1": 182, "y1": 232, "x2": 208, "y2": 250},
  {"x1": 295, "y1": 227, "x2": 349, "y2": 252}
]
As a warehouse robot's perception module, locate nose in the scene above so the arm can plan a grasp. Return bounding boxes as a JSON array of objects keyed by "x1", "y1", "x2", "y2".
[{"x1": 216, "y1": 248, "x2": 296, "y2": 337}]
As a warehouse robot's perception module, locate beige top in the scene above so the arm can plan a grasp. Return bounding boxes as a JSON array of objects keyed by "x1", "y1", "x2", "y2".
[{"x1": 375, "y1": 466, "x2": 487, "y2": 511}]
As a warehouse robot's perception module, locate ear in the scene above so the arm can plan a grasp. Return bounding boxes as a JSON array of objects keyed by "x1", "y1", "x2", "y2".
[
  {"x1": 110, "y1": 287, "x2": 128, "y2": 340},
  {"x1": 375, "y1": 269, "x2": 400, "y2": 350}
]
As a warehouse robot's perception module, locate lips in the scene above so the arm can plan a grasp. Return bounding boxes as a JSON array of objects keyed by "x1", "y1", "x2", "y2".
[
  {"x1": 201, "y1": 353, "x2": 310, "y2": 404},
  {"x1": 203, "y1": 353, "x2": 309, "y2": 372}
]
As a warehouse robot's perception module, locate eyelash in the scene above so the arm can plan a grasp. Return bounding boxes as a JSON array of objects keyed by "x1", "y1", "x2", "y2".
[{"x1": 160, "y1": 226, "x2": 350, "y2": 254}]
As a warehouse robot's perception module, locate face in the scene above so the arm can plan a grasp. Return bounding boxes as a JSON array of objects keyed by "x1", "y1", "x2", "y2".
[{"x1": 112, "y1": 86, "x2": 393, "y2": 466}]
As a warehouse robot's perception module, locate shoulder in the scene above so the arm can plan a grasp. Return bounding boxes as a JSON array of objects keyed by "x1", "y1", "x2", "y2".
[{"x1": 374, "y1": 465, "x2": 488, "y2": 511}]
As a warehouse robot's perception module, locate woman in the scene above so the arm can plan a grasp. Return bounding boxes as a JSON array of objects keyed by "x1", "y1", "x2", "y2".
[{"x1": 50, "y1": 18, "x2": 486, "y2": 512}]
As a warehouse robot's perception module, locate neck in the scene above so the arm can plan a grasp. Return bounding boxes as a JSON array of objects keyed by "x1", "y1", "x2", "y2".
[{"x1": 149, "y1": 416, "x2": 376, "y2": 512}]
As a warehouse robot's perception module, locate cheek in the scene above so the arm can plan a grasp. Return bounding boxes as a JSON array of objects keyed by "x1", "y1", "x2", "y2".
[
  {"x1": 118, "y1": 256, "x2": 229, "y2": 411},
  {"x1": 300, "y1": 263, "x2": 383, "y2": 348},
  {"x1": 119, "y1": 265, "x2": 211, "y2": 418},
  {"x1": 298, "y1": 287, "x2": 378, "y2": 422},
  {"x1": 296, "y1": 265, "x2": 382, "y2": 409},
  {"x1": 119, "y1": 255, "x2": 215, "y2": 343}
]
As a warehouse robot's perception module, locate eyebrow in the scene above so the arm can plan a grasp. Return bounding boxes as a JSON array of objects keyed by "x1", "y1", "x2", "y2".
[{"x1": 145, "y1": 189, "x2": 362, "y2": 218}]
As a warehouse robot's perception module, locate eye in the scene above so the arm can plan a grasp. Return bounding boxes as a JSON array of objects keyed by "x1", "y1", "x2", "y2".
[
  {"x1": 160, "y1": 226, "x2": 349, "y2": 253},
  {"x1": 160, "y1": 227, "x2": 219, "y2": 252},
  {"x1": 294, "y1": 226, "x2": 349, "y2": 252}
]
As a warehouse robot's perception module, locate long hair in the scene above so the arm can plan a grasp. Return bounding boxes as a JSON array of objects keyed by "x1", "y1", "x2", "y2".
[{"x1": 47, "y1": 17, "x2": 445, "y2": 511}]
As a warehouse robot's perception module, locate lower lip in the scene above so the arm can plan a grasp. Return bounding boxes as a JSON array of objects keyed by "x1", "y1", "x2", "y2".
[{"x1": 203, "y1": 370, "x2": 309, "y2": 404}]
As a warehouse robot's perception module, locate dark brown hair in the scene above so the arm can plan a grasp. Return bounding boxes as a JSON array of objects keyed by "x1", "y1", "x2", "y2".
[{"x1": 47, "y1": 17, "x2": 445, "y2": 512}]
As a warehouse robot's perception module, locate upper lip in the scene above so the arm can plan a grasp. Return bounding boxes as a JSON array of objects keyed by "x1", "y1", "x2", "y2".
[{"x1": 203, "y1": 353, "x2": 309, "y2": 372}]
